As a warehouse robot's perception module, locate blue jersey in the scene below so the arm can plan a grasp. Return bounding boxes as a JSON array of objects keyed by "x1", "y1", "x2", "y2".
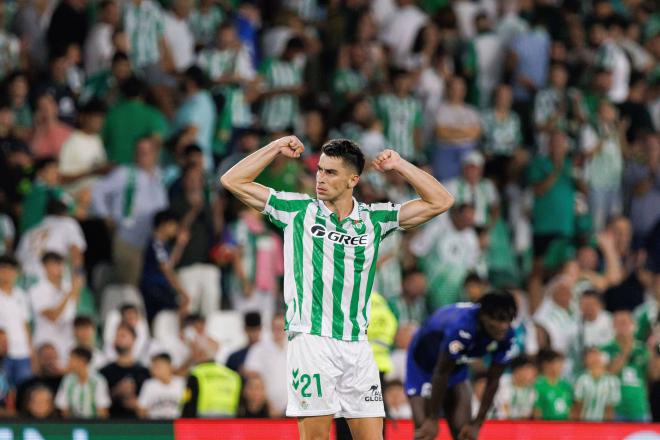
[{"x1": 405, "y1": 303, "x2": 516, "y2": 395}]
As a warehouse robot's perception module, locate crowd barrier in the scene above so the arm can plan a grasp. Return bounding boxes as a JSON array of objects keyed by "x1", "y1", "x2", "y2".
[{"x1": 1, "y1": 419, "x2": 660, "y2": 440}]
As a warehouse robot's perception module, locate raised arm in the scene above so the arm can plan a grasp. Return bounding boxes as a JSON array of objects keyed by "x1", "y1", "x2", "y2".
[
  {"x1": 372, "y1": 149, "x2": 454, "y2": 230},
  {"x1": 219, "y1": 136, "x2": 305, "y2": 211}
]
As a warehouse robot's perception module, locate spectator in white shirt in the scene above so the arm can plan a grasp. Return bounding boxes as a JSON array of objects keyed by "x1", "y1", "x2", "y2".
[
  {"x1": 73, "y1": 316, "x2": 107, "y2": 371},
  {"x1": 0, "y1": 256, "x2": 32, "y2": 387},
  {"x1": 379, "y1": 0, "x2": 428, "y2": 69},
  {"x1": 534, "y1": 276, "x2": 579, "y2": 356},
  {"x1": 137, "y1": 353, "x2": 185, "y2": 419},
  {"x1": 163, "y1": 0, "x2": 195, "y2": 73},
  {"x1": 16, "y1": 199, "x2": 87, "y2": 283},
  {"x1": 29, "y1": 252, "x2": 83, "y2": 363},
  {"x1": 84, "y1": 0, "x2": 121, "y2": 75},
  {"x1": 244, "y1": 312, "x2": 288, "y2": 416}
]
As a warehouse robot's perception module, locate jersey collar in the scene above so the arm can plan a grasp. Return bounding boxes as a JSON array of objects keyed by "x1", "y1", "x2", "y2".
[{"x1": 317, "y1": 198, "x2": 361, "y2": 224}]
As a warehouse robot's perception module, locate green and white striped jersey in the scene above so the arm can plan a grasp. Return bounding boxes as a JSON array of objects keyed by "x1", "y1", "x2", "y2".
[
  {"x1": 259, "y1": 58, "x2": 302, "y2": 132},
  {"x1": 374, "y1": 94, "x2": 422, "y2": 161},
  {"x1": 54, "y1": 372, "x2": 111, "y2": 418},
  {"x1": 263, "y1": 189, "x2": 401, "y2": 341},
  {"x1": 188, "y1": 6, "x2": 224, "y2": 47},
  {"x1": 123, "y1": 0, "x2": 164, "y2": 68},
  {"x1": 574, "y1": 372, "x2": 620, "y2": 421}
]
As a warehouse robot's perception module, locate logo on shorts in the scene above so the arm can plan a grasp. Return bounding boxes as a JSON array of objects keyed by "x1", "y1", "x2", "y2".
[
  {"x1": 364, "y1": 384, "x2": 383, "y2": 402},
  {"x1": 309, "y1": 224, "x2": 368, "y2": 247},
  {"x1": 292, "y1": 368, "x2": 300, "y2": 390}
]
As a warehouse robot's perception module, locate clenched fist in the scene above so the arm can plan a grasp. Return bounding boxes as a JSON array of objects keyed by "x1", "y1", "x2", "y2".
[
  {"x1": 372, "y1": 149, "x2": 404, "y2": 172},
  {"x1": 273, "y1": 136, "x2": 305, "y2": 158}
]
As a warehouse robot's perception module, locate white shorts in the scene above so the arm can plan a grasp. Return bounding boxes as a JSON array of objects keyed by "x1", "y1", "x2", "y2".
[{"x1": 286, "y1": 332, "x2": 385, "y2": 419}]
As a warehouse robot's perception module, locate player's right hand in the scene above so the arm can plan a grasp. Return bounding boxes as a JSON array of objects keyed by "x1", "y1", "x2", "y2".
[
  {"x1": 274, "y1": 135, "x2": 305, "y2": 158},
  {"x1": 414, "y1": 419, "x2": 439, "y2": 440}
]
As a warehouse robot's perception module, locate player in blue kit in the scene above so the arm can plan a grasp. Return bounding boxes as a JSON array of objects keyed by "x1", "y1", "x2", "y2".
[{"x1": 406, "y1": 291, "x2": 518, "y2": 440}]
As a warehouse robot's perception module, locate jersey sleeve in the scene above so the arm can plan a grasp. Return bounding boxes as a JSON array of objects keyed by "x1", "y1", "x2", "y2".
[
  {"x1": 491, "y1": 333, "x2": 517, "y2": 365},
  {"x1": 368, "y1": 202, "x2": 402, "y2": 239},
  {"x1": 439, "y1": 325, "x2": 473, "y2": 361},
  {"x1": 262, "y1": 189, "x2": 312, "y2": 229}
]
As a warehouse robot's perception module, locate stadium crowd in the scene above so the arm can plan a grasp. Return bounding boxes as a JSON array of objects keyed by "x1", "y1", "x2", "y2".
[{"x1": 0, "y1": 0, "x2": 659, "y2": 426}]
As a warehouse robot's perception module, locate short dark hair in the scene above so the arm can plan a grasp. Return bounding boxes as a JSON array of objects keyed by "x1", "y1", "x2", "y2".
[
  {"x1": 120, "y1": 75, "x2": 146, "y2": 99},
  {"x1": 244, "y1": 311, "x2": 262, "y2": 328},
  {"x1": 184, "y1": 65, "x2": 209, "y2": 89},
  {"x1": 116, "y1": 321, "x2": 137, "y2": 339},
  {"x1": 478, "y1": 290, "x2": 517, "y2": 321},
  {"x1": 463, "y1": 272, "x2": 484, "y2": 286},
  {"x1": 41, "y1": 251, "x2": 64, "y2": 264},
  {"x1": 74, "y1": 316, "x2": 94, "y2": 328},
  {"x1": 119, "y1": 303, "x2": 138, "y2": 315},
  {"x1": 183, "y1": 144, "x2": 203, "y2": 157},
  {"x1": 35, "y1": 157, "x2": 58, "y2": 173},
  {"x1": 0, "y1": 255, "x2": 19, "y2": 268},
  {"x1": 537, "y1": 349, "x2": 564, "y2": 366},
  {"x1": 153, "y1": 209, "x2": 179, "y2": 228},
  {"x1": 183, "y1": 313, "x2": 205, "y2": 327},
  {"x1": 151, "y1": 352, "x2": 172, "y2": 364},
  {"x1": 285, "y1": 36, "x2": 305, "y2": 53},
  {"x1": 80, "y1": 98, "x2": 107, "y2": 115},
  {"x1": 45, "y1": 198, "x2": 68, "y2": 216},
  {"x1": 112, "y1": 51, "x2": 129, "y2": 65},
  {"x1": 581, "y1": 289, "x2": 602, "y2": 302},
  {"x1": 71, "y1": 346, "x2": 93, "y2": 364},
  {"x1": 510, "y1": 355, "x2": 534, "y2": 372},
  {"x1": 321, "y1": 139, "x2": 365, "y2": 175}
]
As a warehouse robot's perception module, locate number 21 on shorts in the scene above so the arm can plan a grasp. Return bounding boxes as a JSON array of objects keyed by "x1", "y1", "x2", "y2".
[{"x1": 292, "y1": 369, "x2": 322, "y2": 398}]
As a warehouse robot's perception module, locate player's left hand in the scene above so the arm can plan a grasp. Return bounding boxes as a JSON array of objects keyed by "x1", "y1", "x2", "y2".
[
  {"x1": 414, "y1": 419, "x2": 439, "y2": 440},
  {"x1": 457, "y1": 423, "x2": 480, "y2": 440},
  {"x1": 372, "y1": 149, "x2": 403, "y2": 172}
]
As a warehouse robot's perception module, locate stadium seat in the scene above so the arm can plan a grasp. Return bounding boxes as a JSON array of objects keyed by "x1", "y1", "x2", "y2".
[{"x1": 206, "y1": 310, "x2": 247, "y2": 364}]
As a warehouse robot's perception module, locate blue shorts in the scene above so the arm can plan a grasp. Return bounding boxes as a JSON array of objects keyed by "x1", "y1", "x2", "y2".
[{"x1": 404, "y1": 346, "x2": 469, "y2": 397}]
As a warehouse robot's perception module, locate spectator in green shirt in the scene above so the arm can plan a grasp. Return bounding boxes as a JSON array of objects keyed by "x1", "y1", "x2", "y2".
[
  {"x1": 601, "y1": 310, "x2": 651, "y2": 421},
  {"x1": 20, "y1": 157, "x2": 69, "y2": 233},
  {"x1": 101, "y1": 75, "x2": 168, "y2": 165},
  {"x1": 533, "y1": 350, "x2": 573, "y2": 420}
]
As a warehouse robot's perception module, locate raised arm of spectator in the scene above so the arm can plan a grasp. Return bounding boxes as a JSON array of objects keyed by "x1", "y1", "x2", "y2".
[
  {"x1": 41, "y1": 275, "x2": 83, "y2": 322},
  {"x1": 220, "y1": 136, "x2": 305, "y2": 211},
  {"x1": 372, "y1": 150, "x2": 454, "y2": 230}
]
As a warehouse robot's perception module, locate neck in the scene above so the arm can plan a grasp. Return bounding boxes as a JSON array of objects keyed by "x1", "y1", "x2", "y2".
[
  {"x1": 590, "y1": 368, "x2": 604, "y2": 378},
  {"x1": 117, "y1": 355, "x2": 134, "y2": 367},
  {"x1": 545, "y1": 374, "x2": 559, "y2": 383},
  {"x1": 0, "y1": 281, "x2": 11, "y2": 292},
  {"x1": 78, "y1": 370, "x2": 89, "y2": 382},
  {"x1": 47, "y1": 275, "x2": 61, "y2": 286},
  {"x1": 617, "y1": 335, "x2": 633, "y2": 345},
  {"x1": 323, "y1": 195, "x2": 354, "y2": 221},
  {"x1": 161, "y1": 376, "x2": 172, "y2": 384}
]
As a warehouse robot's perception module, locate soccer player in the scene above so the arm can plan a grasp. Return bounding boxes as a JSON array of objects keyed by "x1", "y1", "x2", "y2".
[
  {"x1": 405, "y1": 291, "x2": 518, "y2": 440},
  {"x1": 220, "y1": 136, "x2": 453, "y2": 439}
]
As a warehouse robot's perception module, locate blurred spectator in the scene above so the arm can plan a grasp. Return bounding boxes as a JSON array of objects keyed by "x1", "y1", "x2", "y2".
[
  {"x1": 5, "y1": 71, "x2": 33, "y2": 142},
  {"x1": 0, "y1": 5, "x2": 20, "y2": 82},
  {"x1": 379, "y1": 0, "x2": 428, "y2": 69},
  {"x1": 23, "y1": 384, "x2": 56, "y2": 419},
  {"x1": 573, "y1": 347, "x2": 620, "y2": 421},
  {"x1": 20, "y1": 156, "x2": 67, "y2": 234},
  {"x1": 11, "y1": 0, "x2": 53, "y2": 71},
  {"x1": 181, "y1": 314, "x2": 219, "y2": 366},
  {"x1": 91, "y1": 137, "x2": 168, "y2": 286},
  {"x1": 463, "y1": 272, "x2": 487, "y2": 303},
  {"x1": 368, "y1": 292, "x2": 398, "y2": 380},
  {"x1": 0, "y1": 256, "x2": 32, "y2": 387},
  {"x1": 237, "y1": 372, "x2": 271, "y2": 418},
  {"x1": 623, "y1": 133, "x2": 660, "y2": 247},
  {"x1": 495, "y1": 355, "x2": 537, "y2": 420},
  {"x1": 58, "y1": 99, "x2": 109, "y2": 195},
  {"x1": 99, "y1": 322, "x2": 151, "y2": 419},
  {"x1": 73, "y1": 316, "x2": 106, "y2": 371},
  {"x1": 634, "y1": 271, "x2": 660, "y2": 343},
  {"x1": 534, "y1": 276, "x2": 579, "y2": 356},
  {"x1": 17, "y1": 199, "x2": 86, "y2": 283},
  {"x1": 257, "y1": 37, "x2": 305, "y2": 133},
  {"x1": 173, "y1": 66, "x2": 217, "y2": 170},
  {"x1": 590, "y1": 20, "x2": 630, "y2": 104},
  {"x1": 383, "y1": 379, "x2": 412, "y2": 420},
  {"x1": 388, "y1": 268, "x2": 428, "y2": 327},
  {"x1": 80, "y1": 52, "x2": 132, "y2": 106},
  {"x1": 46, "y1": 0, "x2": 88, "y2": 55},
  {"x1": 30, "y1": 92, "x2": 74, "y2": 160},
  {"x1": 84, "y1": 0, "x2": 121, "y2": 75},
  {"x1": 229, "y1": 205, "x2": 283, "y2": 317},
  {"x1": 244, "y1": 312, "x2": 287, "y2": 417},
  {"x1": 433, "y1": 76, "x2": 482, "y2": 180},
  {"x1": 137, "y1": 353, "x2": 184, "y2": 419},
  {"x1": 55, "y1": 346, "x2": 111, "y2": 419},
  {"x1": 16, "y1": 343, "x2": 63, "y2": 415},
  {"x1": 410, "y1": 203, "x2": 480, "y2": 309},
  {"x1": 29, "y1": 252, "x2": 83, "y2": 363},
  {"x1": 101, "y1": 76, "x2": 168, "y2": 165},
  {"x1": 618, "y1": 73, "x2": 655, "y2": 143},
  {"x1": 0, "y1": 208, "x2": 14, "y2": 257},
  {"x1": 0, "y1": 328, "x2": 15, "y2": 416},
  {"x1": 374, "y1": 68, "x2": 423, "y2": 161},
  {"x1": 34, "y1": 49, "x2": 78, "y2": 126},
  {"x1": 103, "y1": 304, "x2": 151, "y2": 365},
  {"x1": 139, "y1": 210, "x2": 191, "y2": 323},
  {"x1": 601, "y1": 310, "x2": 650, "y2": 421},
  {"x1": 580, "y1": 100, "x2": 627, "y2": 231},
  {"x1": 188, "y1": 0, "x2": 224, "y2": 49},
  {"x1": 464, "y1": 13, "x2": 505, "y2": 108},
  {"x1": 197, "y1": 23, "x2": 257, "y2": 157},
  {"x1": 181, "y1": 331, "x2": 241, "y2": 417},
  {"x1": 163, "y1": 0, "x2": 195, "y2": 74},
  {"x1": 570, "y1": 290, "x2": 614, "y2": 371},
  {"x1": 170, "y1": 166, "x2": 221, "y2": 317},
  {"x1": 444, "y1": 151, "x2": 499, "y2": 228},
  {"x1": 226, "y1": 311, "x2": 262, "y2": 375},
  {"x1": 533, "y1": 350, "x2": 573, "y2": 420}
]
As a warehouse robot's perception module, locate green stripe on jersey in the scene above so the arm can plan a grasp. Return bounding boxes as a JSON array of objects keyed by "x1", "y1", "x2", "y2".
[
  {"x1": 311, "y1": 216, "x2": 326, "y2": 334},
  {"x1": 331, "y1": 237, "x2": 346, "y2": 339}
]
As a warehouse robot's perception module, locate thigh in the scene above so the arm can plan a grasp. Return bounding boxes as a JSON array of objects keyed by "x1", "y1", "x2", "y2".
[
  {"x1": 287, "y1": 333, "x2": 342, "y2": 417},
  {"x1": 443, "y1": 381, "x2": 472, "y2": 440},
  {"x1": 346, "y1": 417, "x2": 383, "y2": 440},
  {"x1": 335, "y1": 340, "x2": 385, "y2": 419},
  {"x1": 298, "y1": 415, "x2": 334, "y2": 440}
]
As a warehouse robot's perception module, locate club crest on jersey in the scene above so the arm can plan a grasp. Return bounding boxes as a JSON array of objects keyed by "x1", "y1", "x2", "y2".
[
  {"x1": 352, "y1": 220, "x2": 366, "y2": 234},
  {"x1": 309, "y1": 224, "x2": 368, "y2": 247},
  {"x1": 448, "y1": 340, "x2": 464, "y2": 355}
]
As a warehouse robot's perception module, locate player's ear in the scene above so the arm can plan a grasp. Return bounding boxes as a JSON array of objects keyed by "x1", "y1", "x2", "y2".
[{"x1": 348, "y1": 174, "x2": 359, "y2": 189}]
